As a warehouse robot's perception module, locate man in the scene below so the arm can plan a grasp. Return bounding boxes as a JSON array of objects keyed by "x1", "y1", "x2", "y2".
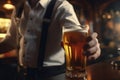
[{"x1": 0, "y1": 0, "x2": 100, "y2": 80}]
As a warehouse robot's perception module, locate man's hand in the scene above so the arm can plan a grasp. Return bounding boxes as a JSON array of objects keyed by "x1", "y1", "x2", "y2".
[{"x1": 85, "y1": 32, "x2": 101, "y2": 60}]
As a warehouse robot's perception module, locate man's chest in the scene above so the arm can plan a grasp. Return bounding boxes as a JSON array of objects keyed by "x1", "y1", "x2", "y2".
[{"x1": 19, "y1": 8, "x2": 45, "y2": 35}]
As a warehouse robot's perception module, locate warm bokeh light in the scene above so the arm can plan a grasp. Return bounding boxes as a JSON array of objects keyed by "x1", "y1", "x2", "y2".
[
  {"x1": 3, "y1": 0, "x2": 15, "y2": 10},
  {"x1": 107, "y1": 14, "x2": 112, "y2": 19},
  {"x1": 0, "y1": 18, "x2": 11, "y2": 27},
  {"x1": 0, "y1": 18, "x2": 11, "y2": 38}
]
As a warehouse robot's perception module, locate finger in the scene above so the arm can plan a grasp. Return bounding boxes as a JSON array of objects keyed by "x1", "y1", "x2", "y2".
[
  {"x1": 88, "y1": 38, "x2": 98, "y2": 47},
  {"x1": 86, "y1": 32, "x2": 98, "y2": 42},
  {"x1": 91, "y1": 32, "x2": 98, "y2": 39},
  {"x1": 88, "y1": 47, "x2": 101, "y2": 60},
  {"x1": 88, "y1": 43, "x2": 99, "y2": 54},
  {"x1": 84, "y1": 42, "x2": 100, "y2": 56}
]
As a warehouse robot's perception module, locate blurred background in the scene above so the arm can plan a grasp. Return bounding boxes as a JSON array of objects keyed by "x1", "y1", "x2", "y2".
[{"x1": 0, "y1": 0, "x2": 120, "y2": 80}]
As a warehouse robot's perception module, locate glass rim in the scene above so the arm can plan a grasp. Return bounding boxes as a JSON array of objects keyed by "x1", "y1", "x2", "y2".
[{"x1": 63, "y1": 25, "x2": 88, "y2": 33}]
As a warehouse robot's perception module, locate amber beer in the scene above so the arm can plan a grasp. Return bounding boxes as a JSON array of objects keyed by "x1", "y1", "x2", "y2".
[{"x1": 63, "y1": 29, "x2": 88, "y2": 79}]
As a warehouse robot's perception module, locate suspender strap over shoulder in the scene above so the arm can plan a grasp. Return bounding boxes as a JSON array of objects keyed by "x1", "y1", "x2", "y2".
[
  {"x1": 38, "y1": 0, "x2": 56, "y2": 69},
  {"x1": 15, "y1": 0, "x2": 57, "y2": 69}
]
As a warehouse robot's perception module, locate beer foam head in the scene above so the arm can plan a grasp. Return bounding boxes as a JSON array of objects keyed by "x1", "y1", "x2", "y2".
[
  {"x1": 63, "y1": 25, "x2": 88, "y2": 33},
  {"x1": 63, "y1": 27, "x2": 88, "y2": 33}
]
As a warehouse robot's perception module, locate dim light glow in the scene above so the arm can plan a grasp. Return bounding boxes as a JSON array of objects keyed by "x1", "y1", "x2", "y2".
[
  {"x1": 0, "y1": 18, "x2": 11, "y2": 29},
  {"x1": 3, "y1": 0, "x2": 14, "y2": 10},
  {"x1": 0, "y1": 18, "x2": 11, "y2": 38},
  {"x1": 0, "y1": 33, "x2": 6, "y2": 38},
  {"x1": 107, "y1": 14, "x2": 112, "y2": 19}
]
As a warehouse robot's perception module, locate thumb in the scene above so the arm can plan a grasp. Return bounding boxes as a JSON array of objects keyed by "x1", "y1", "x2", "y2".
[{"x1": 91, "y1": 32, "x2": 98, "y2": 38}]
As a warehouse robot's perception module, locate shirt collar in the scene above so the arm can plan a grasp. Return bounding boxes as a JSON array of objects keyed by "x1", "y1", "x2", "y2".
[
  {"x1": 26, "y1": 0, "x2": 51, "y2": 8},
  {"x1": 39, "y1": 0, "x2": 51, "y2": 8}
]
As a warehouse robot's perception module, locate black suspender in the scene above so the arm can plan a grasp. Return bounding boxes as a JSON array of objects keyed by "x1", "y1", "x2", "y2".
[
  {"x1": 15, "y1": 0, "x2": 66, "y2": 79},
  {"x1": 15, "y1": 0, "x2": 57, "y2": 69},
  {"x1": 38, "y1": 0, "x2": 56, "y2": 69},
  {"x1": 15, "y1": 1, "x2": 25, "y2": 18}
]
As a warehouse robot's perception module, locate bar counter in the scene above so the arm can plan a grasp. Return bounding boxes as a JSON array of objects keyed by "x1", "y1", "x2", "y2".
[{"x1": 86, "y1": 56, "x2": 120, "y2": 80}]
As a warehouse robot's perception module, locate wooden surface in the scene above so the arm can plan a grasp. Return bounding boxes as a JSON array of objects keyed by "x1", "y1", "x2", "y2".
[
  {"x1": 86, "y1": 56, "x2": 120, "y2": 80},
  {"x1": 0, "y1": 49, "x2": 120, "y2": 80},
  {"x1": 0, "y1": 50, "x2": 16, "y2": 59}
]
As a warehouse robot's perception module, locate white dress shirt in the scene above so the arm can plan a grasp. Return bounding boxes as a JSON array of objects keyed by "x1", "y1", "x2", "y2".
[{"x1": 1, "y1": 0, "x2": 81, "y2": 68}]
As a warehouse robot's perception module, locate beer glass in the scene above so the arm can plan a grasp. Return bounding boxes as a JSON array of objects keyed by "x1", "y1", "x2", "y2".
[{"x1": 62, "y1": 26, "x2": 88, "y2": 80}]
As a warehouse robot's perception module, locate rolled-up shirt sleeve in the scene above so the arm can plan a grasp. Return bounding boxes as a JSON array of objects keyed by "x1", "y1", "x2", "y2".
[{"x1": 59, "y1": 0, "x2": 81, "y2": 30}]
